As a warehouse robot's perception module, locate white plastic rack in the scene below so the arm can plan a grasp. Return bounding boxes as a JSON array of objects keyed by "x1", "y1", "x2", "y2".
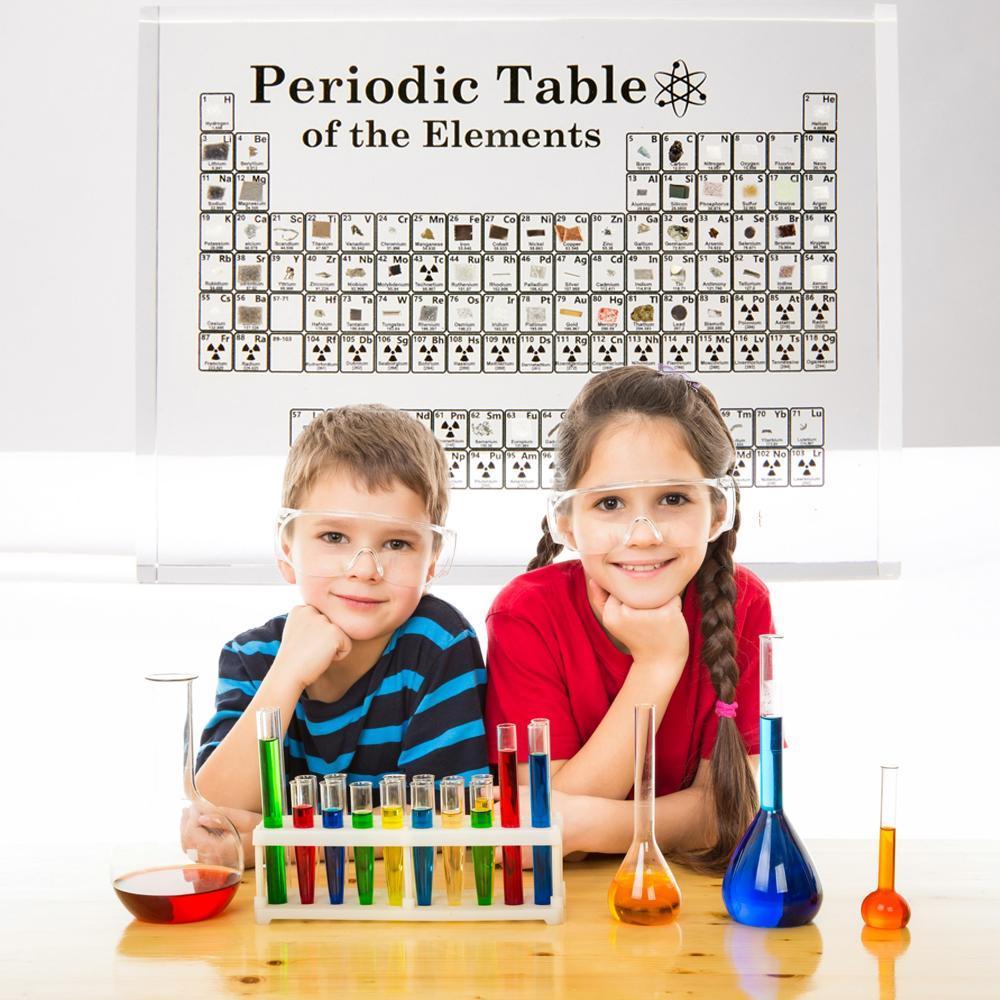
[{"x1": 252, "y1": 814, "x2": 565, "y2": 924}]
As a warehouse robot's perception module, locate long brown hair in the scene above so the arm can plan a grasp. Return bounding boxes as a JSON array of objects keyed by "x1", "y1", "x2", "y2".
[{"x1": 529, "y1": 366, "x2": 756, "y2": 874}]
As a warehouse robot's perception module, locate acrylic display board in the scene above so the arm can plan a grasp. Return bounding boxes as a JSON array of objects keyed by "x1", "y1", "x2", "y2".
[{"x1": 136, "y1": 2, "x2": 902, "y2": 583}]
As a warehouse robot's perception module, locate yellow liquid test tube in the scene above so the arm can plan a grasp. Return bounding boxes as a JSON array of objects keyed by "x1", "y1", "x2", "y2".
[
  {"x1": 440, "y1": 776, "x2": 466, "y2": 906},
  {"x1": 380, "y1": 775, "x2": 406, "y2": 906}
]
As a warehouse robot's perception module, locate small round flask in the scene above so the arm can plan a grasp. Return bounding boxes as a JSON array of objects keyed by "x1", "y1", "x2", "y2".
[
  {"x1": 111, "y1": 673, "x2": 244, "y2": 923},
  {"x1": 861, "y1": 765, "x2": 911, "y2": 929}
]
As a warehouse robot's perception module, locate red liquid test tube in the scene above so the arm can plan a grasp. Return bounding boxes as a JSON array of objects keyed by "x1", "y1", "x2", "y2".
[
  {"x1": 291, "y1": 776, "x2": 316, "y2": 904},
  {"x1": 497, "y1": 723, "x2": 524, "y2": 905}
]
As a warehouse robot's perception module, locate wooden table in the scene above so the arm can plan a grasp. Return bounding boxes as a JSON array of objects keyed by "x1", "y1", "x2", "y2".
[{"x1": 4, "y1": 841, "x2": 997, "y2": 998}]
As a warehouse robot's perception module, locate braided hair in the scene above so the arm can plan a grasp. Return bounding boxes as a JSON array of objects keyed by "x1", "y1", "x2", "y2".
[{"x1": 531, "y1": 366, "x2": 756, "y2": 873}]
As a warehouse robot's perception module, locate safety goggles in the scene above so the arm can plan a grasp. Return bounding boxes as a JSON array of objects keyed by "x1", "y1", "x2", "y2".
[
  {"x1": 276, "y1": 508, "x2": 456, "y2": 586},
  {"x1": 546, "y1": 477, "x2": 737, "y2": 555}
]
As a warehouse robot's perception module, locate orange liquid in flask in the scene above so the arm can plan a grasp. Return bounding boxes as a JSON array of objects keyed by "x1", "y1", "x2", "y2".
[
  {"x1": 609, "y1": 867, "x2": 681, "y2": 926},
  {"x1": 861, "y1": 826, "x2": 911, "y2": 930}
]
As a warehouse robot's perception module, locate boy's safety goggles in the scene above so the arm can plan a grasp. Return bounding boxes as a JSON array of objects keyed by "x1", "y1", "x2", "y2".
[
  {"x1": 276, "y1": 508, "x2": 457, "y2": 585},
  {"x1": 546, "y1": 477, "x2": 737, "y2": 555}
]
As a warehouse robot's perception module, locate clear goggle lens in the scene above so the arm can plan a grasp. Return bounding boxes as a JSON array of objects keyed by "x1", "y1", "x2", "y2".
[
  {"x1": 276, "y1": 509, "x2": 456, "y2": 585},
  {"x1": 546, "y1": 477, "x2": 736, "y2": 555}
]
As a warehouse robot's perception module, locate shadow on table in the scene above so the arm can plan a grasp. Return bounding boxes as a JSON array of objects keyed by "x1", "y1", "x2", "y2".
[
  {"x1": 861, "y1": 925, "x2": 911, "y2": 1000},
  {"x1": 116, "y1": 889, "x2": 563, "y2": 996},
  {"x1": 725, "y1": 921, "x2": 824, "y2": 1000}
]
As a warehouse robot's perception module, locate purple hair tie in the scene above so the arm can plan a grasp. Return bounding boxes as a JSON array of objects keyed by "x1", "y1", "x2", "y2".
[{"x1": 655, "y1": 362, "x2": 701, "y2": 391}]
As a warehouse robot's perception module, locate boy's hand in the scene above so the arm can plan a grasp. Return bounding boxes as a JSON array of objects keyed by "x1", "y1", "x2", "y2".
[
  {"x1": 180, "y1": 803, "x2": 261, "y2": 869},
  {"x1": 273, "y1": 604, "x2": 353, "y2": 689},
  {"x1": 587, "y1": 578, "x2": 689, "y2": 679}
]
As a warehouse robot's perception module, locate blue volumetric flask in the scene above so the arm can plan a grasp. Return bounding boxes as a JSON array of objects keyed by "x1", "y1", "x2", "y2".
[{"x1": 722, "y1": 635, "x2": 822, "y2": 927}]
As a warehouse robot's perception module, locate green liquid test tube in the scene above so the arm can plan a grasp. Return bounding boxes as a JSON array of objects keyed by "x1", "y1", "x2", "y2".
[
  {"x1": 257, "y1": 708, "x2": 287, "y2": 904},
  {"x1": 350, "y1": 781, "x2": 375, "y2": 905},
  {"x1": 470, "y1": 774, "x2": 495, "y2": 906}
]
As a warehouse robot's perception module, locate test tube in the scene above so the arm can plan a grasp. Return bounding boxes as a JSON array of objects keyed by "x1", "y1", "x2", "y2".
[
  {"x1": 410, "y1": 775, "x2": 435, "y2": 906},
  {"x1": 528, "y1": 718, "x2": 553, "y2": 905},
  {"x1": 301, "y1": 773, "x2": 319, "y2": 815},
  {"x1": 470, "y1": 774, "x2": 495, "y2": 906},
  {"x1": 256, "y1": 708, "x2": 287, "y2": 904},
  {"x1": 320, "y1": 773, "x2": 346, "y2": 904},
  {"x1": 440, "y1": 776, "x2": 466, "y2": 906},
  {"x1": 497, "y1": 724, "x2": 524, "y2": 905},
  {"x1": 380, "y1": 774, "x2": 406, "y2": 906},
  {"x1": 350, "y1": 781, "x2": 374, "y2": 905},
  {"x1": 290, "y1": 776, "x2": 316, "y2": 904}
]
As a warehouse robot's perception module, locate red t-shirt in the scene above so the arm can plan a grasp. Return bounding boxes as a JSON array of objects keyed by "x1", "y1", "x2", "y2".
[{"x1": 484, "y1": 559, "x2": 774, "y2": 796}]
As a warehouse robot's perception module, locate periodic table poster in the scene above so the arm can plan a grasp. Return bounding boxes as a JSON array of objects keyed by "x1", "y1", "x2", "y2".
[{"x1": 136, "y1": 2, "x2": 902, "y2": 582}]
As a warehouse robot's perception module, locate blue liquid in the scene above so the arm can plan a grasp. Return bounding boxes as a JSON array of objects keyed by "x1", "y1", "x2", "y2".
[
  {"x1": 411, "y1": 806, "x2": 434, "y2": 906},
  {"x1": 529, "y1": 752, "x2": 553, "y2": 905},
  {"x1": 722, "y1": 717, "x2": 822, "y2": 927},
  {"x1": 322, "y1": 807, "x2": 345, "y2": 904}
]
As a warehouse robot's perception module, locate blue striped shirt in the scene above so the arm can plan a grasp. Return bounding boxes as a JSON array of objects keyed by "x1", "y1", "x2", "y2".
[{"x1": 197, "y1": 594, "x2": 489, "y2": 798}]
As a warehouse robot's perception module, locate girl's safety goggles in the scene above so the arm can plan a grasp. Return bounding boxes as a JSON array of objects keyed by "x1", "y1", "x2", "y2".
[
  {"x1": 546, "y1": 477, "x2": 737, "y2": 555},
  {"x1": 276, "y1": 508, "x2": 457, "y2": 585}
]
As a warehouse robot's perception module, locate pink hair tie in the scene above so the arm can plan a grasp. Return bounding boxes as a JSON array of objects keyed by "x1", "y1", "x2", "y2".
[{"x1": 715, "y1": 699, "x2": 738, "y2": 719}]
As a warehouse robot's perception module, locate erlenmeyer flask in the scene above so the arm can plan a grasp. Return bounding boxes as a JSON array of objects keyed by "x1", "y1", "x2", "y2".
[
  {"x1": 608, "y1": 703, "x2": 681, "y2": 925},
  {"x1": 110, "y1": 673, "x2": 244, "y2": 923},
  {"x1": 722, "y1": 635, "x2": 822, "y2": 927}
]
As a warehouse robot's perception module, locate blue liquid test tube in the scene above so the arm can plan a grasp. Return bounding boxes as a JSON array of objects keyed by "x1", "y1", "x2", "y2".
[
  {"x1": 528, "y1": 718, "x2": 553, "y2": 905},
  {"x1": 410, "y1": 774, "x2": 435, "y2": 906},
  {"x1": 320, "y1": 773, "x2": 346, "y2": 904}
]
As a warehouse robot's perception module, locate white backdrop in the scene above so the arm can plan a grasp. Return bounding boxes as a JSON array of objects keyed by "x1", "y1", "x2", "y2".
[{"x1": 1, "y1": 0, "x2": 997, "y2": 450}]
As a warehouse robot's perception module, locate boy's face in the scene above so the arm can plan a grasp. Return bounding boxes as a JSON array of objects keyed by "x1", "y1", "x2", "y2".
[{"x1": 278, "y1": 468, "x2": 434, "y2": 642}]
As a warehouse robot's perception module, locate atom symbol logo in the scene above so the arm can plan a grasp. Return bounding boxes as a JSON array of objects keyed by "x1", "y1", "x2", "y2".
[{"x1": 655, "y1": 60, "x2": 708, "y2": 117}]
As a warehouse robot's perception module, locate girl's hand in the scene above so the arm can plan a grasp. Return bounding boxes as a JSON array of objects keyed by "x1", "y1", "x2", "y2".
[
  {"x1": 272, "y1": 604, "x2": 352, "y2": 689},
  {"x1": 587, "y1": 578, "x2": 689, "y2": 678},
  {"x1": 494, "y1": 787, "x2": 582, "y2": 867}
]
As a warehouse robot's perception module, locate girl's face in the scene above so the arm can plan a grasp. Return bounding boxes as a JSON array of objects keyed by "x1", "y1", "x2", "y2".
[{"x1": 568, "y1": 416, "x2": 712, "y2": 610}]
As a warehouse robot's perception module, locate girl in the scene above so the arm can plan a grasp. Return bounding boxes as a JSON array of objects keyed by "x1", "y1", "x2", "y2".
[{"x1": 485, "y1": 366, "x2": 774, "y2": 873}]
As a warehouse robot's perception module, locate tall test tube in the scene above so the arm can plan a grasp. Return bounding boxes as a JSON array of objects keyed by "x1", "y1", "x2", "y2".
[
  {"x1": 497, "y1": 724, "x2": 524, "y2": 905},
  {"x1": 440, "y1": 776, "x2": 466, "y2": 906},
  {"x1": 470, "y1": 774, "x2": 495, "y2": 906},
  {"x1": 350, "y1": 781, "x2": 374, "y2": 905},
  {"x1": 410, "y1": 775, "x2": 436, "y2": 906},
  {"x1": 290, "y1": 776, "x2": 316, "y2": 904},
  {"x1": 528, "y1": 718, "x2": 553, "y2": 905},
  {"x1": 380, "y1": 774, "x2": 406, "y2": 906},
  {"x1": 256, "y1": 708, "x2": 287, "y2": 904},
  {"x1": 320, "y1": 774, "x2": 346, "y2": 905}
]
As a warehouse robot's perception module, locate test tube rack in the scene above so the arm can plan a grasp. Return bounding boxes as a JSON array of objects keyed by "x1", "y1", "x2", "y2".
[{"x1": 252, "y1": 814, "x2": 565, "y2": 924}]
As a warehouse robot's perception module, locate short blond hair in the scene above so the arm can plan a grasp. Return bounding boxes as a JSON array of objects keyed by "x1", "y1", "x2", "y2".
[{"x1": 282, "y1": 406, "x2": 449, "y2": 524}]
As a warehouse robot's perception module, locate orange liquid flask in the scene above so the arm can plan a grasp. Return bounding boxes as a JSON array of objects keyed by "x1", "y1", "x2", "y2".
[
  {"x1": 608, "y1": 704, "x2": 681, "y2": 926},
  {"x1": 861, "y1": 765, "x2": 911, "y2": 930}
]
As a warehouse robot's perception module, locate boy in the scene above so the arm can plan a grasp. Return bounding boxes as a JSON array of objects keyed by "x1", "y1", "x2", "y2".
[{"x1": 195, "y1": 405, "x2": 488, "y2": 834}]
